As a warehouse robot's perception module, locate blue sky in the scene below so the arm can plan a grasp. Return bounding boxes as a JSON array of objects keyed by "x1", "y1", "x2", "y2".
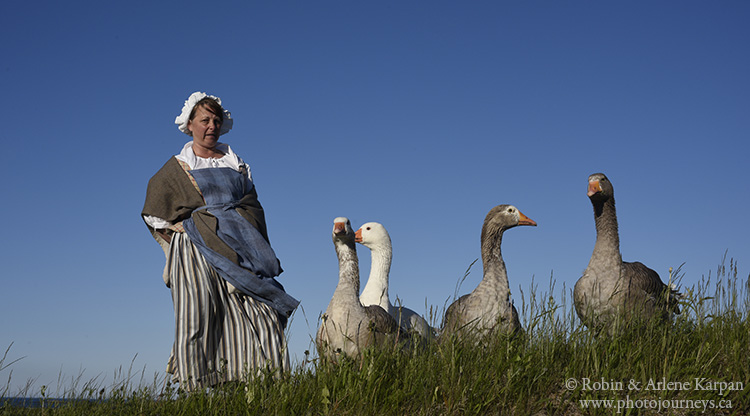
[{"x1": 1, "y1": 1, "x2": 748, "y2": 395}]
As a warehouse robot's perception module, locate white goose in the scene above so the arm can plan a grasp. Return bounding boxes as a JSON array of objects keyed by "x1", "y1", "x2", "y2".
[
  {"x1": 316, "y1": 217, "x2": 404, "y2": 359},
  {"x1": 441, "y1": 205, "x2": 536, "y2": 338},
  {"x1": 355, "y1": 222, "x2": 436, "y2": 339}
]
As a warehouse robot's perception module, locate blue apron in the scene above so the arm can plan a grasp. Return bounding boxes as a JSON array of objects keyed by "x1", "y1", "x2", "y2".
[{"x1": 182, "y1": 167, "x2": 298, "y2": 317}]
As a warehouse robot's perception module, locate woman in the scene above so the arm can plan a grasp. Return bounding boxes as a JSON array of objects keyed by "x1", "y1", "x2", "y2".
[{"x1": 142, "y1": 92, "x2": 299, "y2": 391}]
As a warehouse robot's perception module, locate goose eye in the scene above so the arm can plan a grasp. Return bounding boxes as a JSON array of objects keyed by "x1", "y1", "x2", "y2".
[{"x1": 366, "y1": 227, "x2": 371, "y2": 231}]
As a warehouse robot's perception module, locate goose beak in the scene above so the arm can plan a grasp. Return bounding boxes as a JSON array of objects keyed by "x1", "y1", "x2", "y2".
[
  {"x1": 587, "y1": 180, "x2": 602, "y2": 197},
  {"x1": 354, "y1": 228, "x2": 363, "y2": 243},
  {"x1": 518, "y1": 211, "x2": 537, "y2": 226},
  {"x1": 333, "y1": 222, "x2": 347, "y2": 235}
]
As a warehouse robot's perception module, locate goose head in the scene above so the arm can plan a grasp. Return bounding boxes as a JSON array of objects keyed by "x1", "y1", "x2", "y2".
[
  {"x1": 332, "y1": 217, "x2": 355, "y2": 244},
  {"x1": 355, "y1": 222, "x2": 392, "y2": 250},
  {"x1": 482, "y1": 204, "x2": 537, "y2": 236},
  {"x1": 587, "y1": 173, "x2": 614, "y2": 202}
]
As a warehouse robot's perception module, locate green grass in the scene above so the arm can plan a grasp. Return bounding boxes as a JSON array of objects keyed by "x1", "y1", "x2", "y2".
[{"x1": 2, "y1": 258, "x2": 749, "y2": 415}]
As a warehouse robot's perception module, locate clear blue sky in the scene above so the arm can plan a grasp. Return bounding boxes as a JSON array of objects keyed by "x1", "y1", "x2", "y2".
[{"x1": 1, "y1": 1, "x2": 748, "y2": 396}]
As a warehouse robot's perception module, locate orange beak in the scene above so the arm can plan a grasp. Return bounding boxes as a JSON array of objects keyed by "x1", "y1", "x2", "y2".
[
  {"x1": 354, "y1": 228, "x2": 363, "y2": 243},
  {"x1": 587, "y1": 180, "x2": 602, "y2": 197},
  {"x1": 333, "y1": 221, "x2": 346, "y2": 234},
  {"x1": 518, "y1": 211, "x2": 537, "y2": 226}
]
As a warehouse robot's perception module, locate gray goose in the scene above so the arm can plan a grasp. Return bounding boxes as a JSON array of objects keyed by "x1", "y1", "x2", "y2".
[
  {"x1": 574, "y1": 173, "x2": 681, "y2": 332},
  {"x1": 356, "y1": 222, "x2": 436, "y2": 339},
  {"x1": 441, "y1": 205, "x2": 537, "y2": 338},
  {"x1": 316, "y1": 217, "x2": 404, "y2": 359}
]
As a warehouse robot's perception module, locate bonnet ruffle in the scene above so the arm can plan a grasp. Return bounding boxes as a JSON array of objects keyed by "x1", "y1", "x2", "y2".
[{"x1": 175, "y1": 91, "x2": 234, "y2": 136}]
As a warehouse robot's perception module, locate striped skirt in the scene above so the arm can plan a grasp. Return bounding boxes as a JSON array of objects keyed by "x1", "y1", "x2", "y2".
[{"x1": 165, "y1": 232, "x2": 290, "y2": 390}]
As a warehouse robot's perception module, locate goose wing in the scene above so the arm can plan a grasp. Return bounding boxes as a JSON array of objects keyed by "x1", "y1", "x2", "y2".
[
  {"x1": 442, "y1": 294, "x2": 471, "y2": 334},
  {"x1": 622, "y1": 261, "x2": 680, "y2": 314},
  {"x1": 364, "y1": 304, "x2": 400, "y2": 334}
]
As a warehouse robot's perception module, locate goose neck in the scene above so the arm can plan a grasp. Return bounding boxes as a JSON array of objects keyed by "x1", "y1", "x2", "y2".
[
  {"x1": 481, "y1": 230, "x2": 510, "y2": 293},
  {"x1": 334, "y1": 240, "x2": 360, "y2": 297},
  {"x1": 361, "y1": 244, "x2": 392, "y2": 308},
  {"x1": 591, "y1": 197, "x2": 621, "y2": 259},
  {"x1": 369, "y1": 245, "x2": 392, "y2": 282}
]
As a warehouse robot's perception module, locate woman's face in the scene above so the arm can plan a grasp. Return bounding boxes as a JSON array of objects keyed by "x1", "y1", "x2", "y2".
[{"x1": 188, "y1": 104, "x2": 222, "y2": 151}]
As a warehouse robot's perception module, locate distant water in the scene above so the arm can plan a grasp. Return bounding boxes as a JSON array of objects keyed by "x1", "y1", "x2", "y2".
[{"x1": 2, "y1": 397, "x2": 98, "y2": 408}]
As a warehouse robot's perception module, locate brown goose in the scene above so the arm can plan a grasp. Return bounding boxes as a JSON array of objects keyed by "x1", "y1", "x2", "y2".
[
  {"x1": 574, "y1": 173, "x2": 681, "y2": 332},
  {"x1": 316, "y1": 217, "x2": 404, "y2": 359},
  {"x1": 441, "y1": 205, "x2": 537, "y2": 338}
]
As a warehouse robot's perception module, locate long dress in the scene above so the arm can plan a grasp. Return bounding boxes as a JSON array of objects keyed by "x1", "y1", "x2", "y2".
[{"x1": 142, "y1": 143, "x2": 298, "y2": 390}]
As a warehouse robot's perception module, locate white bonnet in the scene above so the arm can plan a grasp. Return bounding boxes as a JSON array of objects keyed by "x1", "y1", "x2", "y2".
[{"x1": 174, "y1": 91, "x2": 234, "y2": 136}]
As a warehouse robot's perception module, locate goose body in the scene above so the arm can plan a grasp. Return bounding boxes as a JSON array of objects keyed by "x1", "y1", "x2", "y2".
[
  {"x1": 441, "y1": 205, "x2": 536, "y2": 338},
  {"x1": 316, "y1": 217, "x2": 403, "y2": 359},
  {"x1": 574, "y1": 173, "x2": 681, "y2": 331},
  {"x1": 356, "y1": 222, "x2": 435, "y2": 339}
]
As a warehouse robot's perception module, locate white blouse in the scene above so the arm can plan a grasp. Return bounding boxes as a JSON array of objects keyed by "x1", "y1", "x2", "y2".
[{"x1": 143, "y1": 141, "x2": 253, "y2": 229}]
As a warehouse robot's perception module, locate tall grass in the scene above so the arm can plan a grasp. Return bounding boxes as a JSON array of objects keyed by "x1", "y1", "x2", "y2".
[{"x1": 2, "y1": 258, "x2": 749, "y2": 415}]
